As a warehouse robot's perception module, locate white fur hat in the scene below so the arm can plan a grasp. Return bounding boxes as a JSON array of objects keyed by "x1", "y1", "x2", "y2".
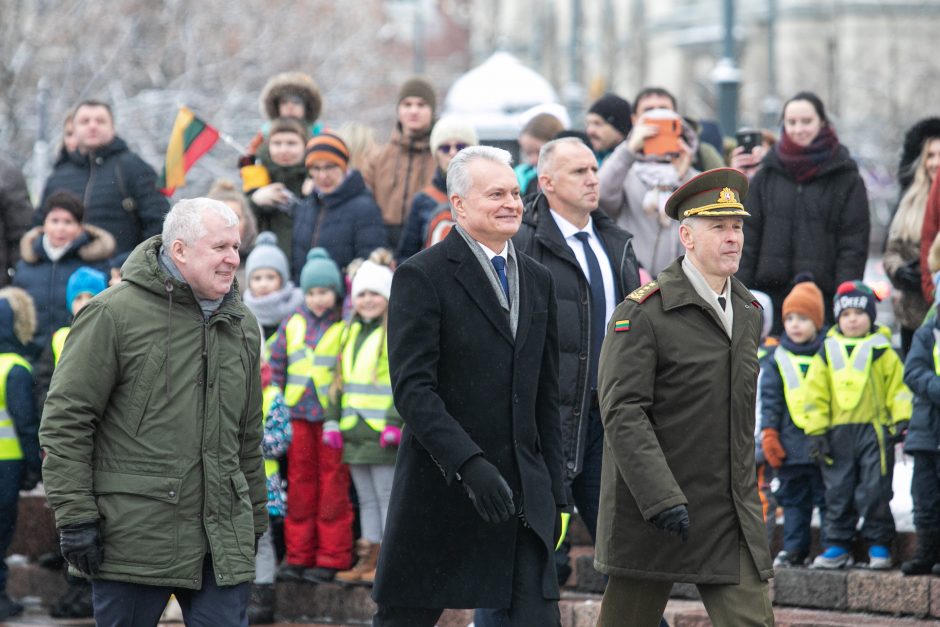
[{"x1": 351, "y1": 260, "x2": 393, "y2": 300}]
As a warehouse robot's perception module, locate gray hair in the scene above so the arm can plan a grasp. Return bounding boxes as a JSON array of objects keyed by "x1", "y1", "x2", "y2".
[
  {"x1": 679, "y1": 215, "x2": 700, "y2": 230},
  {"x1": 162, "y1": 197, "x2": 239, "y2": 246},
  {"x1": 446, "y1": 145, "x2": 513, "y2": 199},
  {"x1": 537, "y1": 136, "x2": 587, "y2": 177}
]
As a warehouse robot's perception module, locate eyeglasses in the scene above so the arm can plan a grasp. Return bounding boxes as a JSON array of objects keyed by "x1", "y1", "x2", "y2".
[
  {"x1": 309, "y1": 163, "x2": 341, "y2": 174},
  {"x1": 437, "y1": 143, "x2": 469, "y2": 154}
]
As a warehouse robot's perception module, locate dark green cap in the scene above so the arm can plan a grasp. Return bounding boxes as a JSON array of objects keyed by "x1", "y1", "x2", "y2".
[{"x1": 665, "y1": 167, "x2": 750, "y2": 221}]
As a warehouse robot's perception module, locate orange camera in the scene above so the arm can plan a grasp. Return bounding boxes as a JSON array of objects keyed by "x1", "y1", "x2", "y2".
[{"x1": 641, "y1": 109, "x2": 683, "y2": 157}]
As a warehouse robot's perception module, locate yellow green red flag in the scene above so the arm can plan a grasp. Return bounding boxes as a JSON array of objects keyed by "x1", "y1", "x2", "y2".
[{"x1": 159, "y1": 106, "x2": 219, "y2": 196}]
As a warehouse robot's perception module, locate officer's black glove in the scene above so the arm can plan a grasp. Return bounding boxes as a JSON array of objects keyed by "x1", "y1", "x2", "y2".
[
  {"x1": 649, "y1": 505, "x2": 689, "y2": 542},
  {"x1": 459, "y1": 455, "x2": 514, "y2": 523},
  {"x1": 59, "y1": 520, "x2": 104, "y2": 576},
  {"x1": 808, "y1": 434, "x2": 831, "y2": 464},
  {"x1": 20, "y1": 466, "x2": 41, "y2": 491}
]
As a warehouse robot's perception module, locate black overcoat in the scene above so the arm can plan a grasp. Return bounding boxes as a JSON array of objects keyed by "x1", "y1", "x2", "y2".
[{"x1": 372, "y1": 229, "x2": 566, "y2": 608}]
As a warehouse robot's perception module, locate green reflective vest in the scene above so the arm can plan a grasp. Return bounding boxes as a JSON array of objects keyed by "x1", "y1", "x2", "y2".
[
  {"x1": 932, "y1": 329, "x2": 940, "y2": 376},
  {"x1": 0, "y1": 354, "x2": 32, "y2": 460},
  {"x1": 773, "y1": 348, "x2": 814, "y2": 430},
  {"x1": 338, "y1": 322, "x2": 393, "y2": 433},
  {"x1": 52, "y1": 326, "x2": 70, "y2": 367},
  {"x1": 824, "y1": 333, "x2": 891, "y2": 411}
]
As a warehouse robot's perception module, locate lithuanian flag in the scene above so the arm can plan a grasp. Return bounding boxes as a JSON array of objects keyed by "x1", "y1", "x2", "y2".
[{"x1": 159, "y1": 107, "x2": 219, "y2": 196}]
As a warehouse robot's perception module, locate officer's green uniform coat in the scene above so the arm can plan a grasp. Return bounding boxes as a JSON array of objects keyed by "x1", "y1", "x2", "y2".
[
  {"x1": 595, "y1": 258, "x2": 773, "y2": 584},
  {"x1": 40, "y1": 235, "x2": 267, "y2": 589}
]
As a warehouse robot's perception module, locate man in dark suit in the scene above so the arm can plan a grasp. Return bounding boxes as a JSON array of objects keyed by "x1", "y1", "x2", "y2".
[{"x1": 372, "y1": 146, "x2": 566, "y2": 626}]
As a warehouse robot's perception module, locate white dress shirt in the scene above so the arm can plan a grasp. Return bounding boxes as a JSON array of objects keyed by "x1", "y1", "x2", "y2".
[{"x1": 549, "y1": 210, "x2": 617, "y2": 328}]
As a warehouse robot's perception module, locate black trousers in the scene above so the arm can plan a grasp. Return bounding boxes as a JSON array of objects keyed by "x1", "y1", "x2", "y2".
[
  {"x1": 92, "y1": 555, "x2": 250, "y2": 627},
  {"x1": 373, "y1": 522, "x2": 560, "y2": 627}
]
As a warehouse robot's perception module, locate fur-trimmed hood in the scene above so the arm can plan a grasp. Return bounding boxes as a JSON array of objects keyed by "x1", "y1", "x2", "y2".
[
  {"x1": 259, "y1": 71, "x2": 322, "y2": 125},
  {"x1": 899, "y1": 117, "x2": 940, "y2": 190},
  {"x1": 0, "y1": 286, "x2": 36, "y2": 346},
  {"x1": 20, "y1": 223, "x2": 116, "y2": 265}
]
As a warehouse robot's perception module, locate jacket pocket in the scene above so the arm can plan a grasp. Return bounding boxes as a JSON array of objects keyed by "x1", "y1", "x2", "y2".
[
  {"x1": 126, "y1": 344, "x2": 167, "y2": 436},
  {"x1": 229, "y1": 472, "x2": 256, "y2": 561},
  {"x1": 93, "y1": 470, "x2": 180, "y2": 566}
]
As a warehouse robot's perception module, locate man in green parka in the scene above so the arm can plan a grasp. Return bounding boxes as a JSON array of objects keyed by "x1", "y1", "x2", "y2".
[
  {"x1": 595, "y1": 168, "x2": 774, "y2": 626},
  {"x1": 40, "y1": 197, "x2": 267, "y2": 626}
]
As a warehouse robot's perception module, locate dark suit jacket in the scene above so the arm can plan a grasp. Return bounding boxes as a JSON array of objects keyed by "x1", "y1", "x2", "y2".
[{"x1": 372, "y1": 229, "x2": 565, "y2": 609}]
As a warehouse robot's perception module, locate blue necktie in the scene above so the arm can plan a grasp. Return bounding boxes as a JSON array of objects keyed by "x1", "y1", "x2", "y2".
[
  {"x1": 491, "y1": 255, "x2": 510, "y2": 303},
  {"x1": 574, "y1": 231, "x2": 606, "y2": 389}
]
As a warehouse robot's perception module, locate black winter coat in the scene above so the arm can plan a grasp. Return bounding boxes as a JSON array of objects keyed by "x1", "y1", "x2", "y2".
[
  {"x1": 903, "y1": 319, "x2": 940, "y2": 453},
  {"x1": 290, "y1": 170, "x2": 388, "y2": 278},
  {"x1": 0, "y1": 156, "x2": 34, "y2": 286},
  {"x1": 374, "y1": 230, "x2": 566, "y2": 608},
  {"x1": 40, "y1": 137, "x2": 168, "y2": 255},
  {"x1": 737, "y1": 146, "x2": 870, "y2": 334},
  {"x1": 759, "y1": 333, "x2": 824, "y2": 465},
  {"x1": 513, "y1": 194, "x2": 640, "y2": 481}
]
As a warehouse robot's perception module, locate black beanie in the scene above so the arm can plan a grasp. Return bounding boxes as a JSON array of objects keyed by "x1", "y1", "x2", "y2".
[{"x1": 588, "y1": 93, "x2": 633, "y2": 136}]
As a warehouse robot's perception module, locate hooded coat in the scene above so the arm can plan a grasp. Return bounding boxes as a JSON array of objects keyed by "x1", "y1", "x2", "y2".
[
  {"x1": 737, "y1": 145, "x2": 870, "y2": 334},
  {"x1": 40, "y1": 137, "x2": 168, "y2": 255},
  {"x1": 595, "y1": 259, "x2": 773, "y2": 584},
  {"x1": 0, "y1": 156, "x2": 34, "y2": 286},
  {"x1": 903, "y1": 317, "x2": 940, "y2": 454},
  {"x1": 39, "y1": 235, "x2": 267, "y2": 589},
  {"x1": 13, "y1": 224, "x2": 115, "y2": 351}
]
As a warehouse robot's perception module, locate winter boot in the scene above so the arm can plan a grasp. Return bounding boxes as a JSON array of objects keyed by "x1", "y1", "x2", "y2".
[
  {"x1": 902, "y1": 531, "x2": 940, "y2": 576},
  {"x1": 246, "y1": 584, "x2": 275, "y2": 624},
  {"x1": 0, "y1": 593, "x2": 23, "y2": 620},
  {"x1": 275, "y1": 563, "x2": 304, "y2": 582},
  {"x1": 868, "y1": 545, "x2": 893, "y2": 570},
  {"x1": 335, "y1": 539, "x2": 380, "y2": 585}
]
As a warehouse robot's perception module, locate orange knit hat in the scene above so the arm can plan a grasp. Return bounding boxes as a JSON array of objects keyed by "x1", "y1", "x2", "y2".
[{"x1": 782, "y1": 280, "x2": 824, "y2": 330}]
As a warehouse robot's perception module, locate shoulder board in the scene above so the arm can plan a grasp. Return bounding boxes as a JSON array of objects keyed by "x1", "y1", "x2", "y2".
[
  {"x1": 627, "y1": 281, "x2": 660, "y2": 304},
  {"x1": 751, "y1": 299, "x2": 763, "y2": 310}
]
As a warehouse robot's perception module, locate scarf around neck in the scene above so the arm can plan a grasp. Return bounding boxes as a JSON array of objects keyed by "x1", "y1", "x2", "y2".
[
  {"x1": 775, "y1": 124, "x2": 840, "y2": 184},
  {"x1": 243, "y1": 283, "x2": 304, "y2": 327}
]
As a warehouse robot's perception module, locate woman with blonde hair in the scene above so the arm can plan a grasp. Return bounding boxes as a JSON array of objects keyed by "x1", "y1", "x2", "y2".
[{"x1": 887, "y1": 118, "x2": 940, "y2": 353}]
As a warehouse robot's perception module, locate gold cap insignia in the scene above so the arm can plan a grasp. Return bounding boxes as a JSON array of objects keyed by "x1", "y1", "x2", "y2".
[{"x1": 717, "y1": 187, "x2": 737, "y2": 204}]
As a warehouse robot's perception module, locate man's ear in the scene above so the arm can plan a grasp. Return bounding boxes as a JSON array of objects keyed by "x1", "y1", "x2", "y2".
[
  {"x1": 451, "y1": 194, "x2": 465, "y2": 220},
  {"x1": 170, "y1": 239, "x2": 187, "y2": 266},
  {"x1": 678, "y1": 223, "x2": 695, "y2": 251},
  {"x1": 538, "y1": 174, "x2": 554, "y2": 195}
]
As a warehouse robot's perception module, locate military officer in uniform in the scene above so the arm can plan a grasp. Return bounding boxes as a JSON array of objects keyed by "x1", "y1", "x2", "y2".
[{"x1": 594, "y1": 168, "x2": 775, "y2": 626}]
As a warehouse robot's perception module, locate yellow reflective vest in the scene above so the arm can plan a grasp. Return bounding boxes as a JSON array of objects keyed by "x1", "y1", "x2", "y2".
[
  {"x1": 773, "y1": 347, "x2": 814, "y2": 430},
  {"x1": 282, "y1": 314, "x2": 317, "y2": 406},
  {"x1": 262, "y1": 386, "x2": 280, "y2": 478},
  {"x1": 803, "y1": 327, "x2": 912, "y2": 437},
  {"x1": 338, "y1": 322, "x2": 393, "y2": 433},
  {"x1": 0, "y1": 354, "x2": 32, "y2": 460},
  {"x1": 52, "y1": 327, "x2": 70, "y2": 367},
  {"x1": 311, "y1": 322, "x2": 346, "y2": 409}
]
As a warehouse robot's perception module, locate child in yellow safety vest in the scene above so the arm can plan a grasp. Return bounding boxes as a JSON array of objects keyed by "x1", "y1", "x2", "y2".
[
  {"x1": 0, "y1": 287, "x2": 38, "y2": 620},
  {"x1": 269, "y1": 247, "x2": 353, "y2": 584},
  {"x1": 759, "y1": 279, "x2": 827, "y2": 568},
  {"x1": 804, "y1": 280, "x2": 912, "y2": 570},
  {"x1": 316, "y1": 257, "x2": 401, "y2": 586}
]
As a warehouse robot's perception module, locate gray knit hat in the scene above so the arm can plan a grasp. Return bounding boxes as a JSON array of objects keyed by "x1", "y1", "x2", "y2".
[
  {"x1": 300, "y1": 247, "x2": 344, "y2": 296},
  {"x1": 245, "y1": 232, "x2": 290, "y2": 285}
]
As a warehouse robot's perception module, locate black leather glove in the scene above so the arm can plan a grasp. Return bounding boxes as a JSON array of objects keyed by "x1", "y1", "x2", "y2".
[
  {"x1": 59, "y1": 520, "x2": 104, "y2": 576},
  {"x1": 649, "y1": 505, "x2": 689, "y2": 542},
  {"x1": 808, "y1": 434, "x2": 831, "y2": 464},
  {"x1": 892, "y1": 261, "x2": 921, "y2": 292},
  {"x1": 459, "y1": 456, "x2": 514, "y2": 523},
  {"x1": 20, "y1": 466, "x2": 41, "y2": 491}
]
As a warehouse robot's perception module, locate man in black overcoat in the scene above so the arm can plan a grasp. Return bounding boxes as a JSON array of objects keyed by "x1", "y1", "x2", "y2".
[{"x1": 372, "y1": 146, "x2": 566, "y2": 626}]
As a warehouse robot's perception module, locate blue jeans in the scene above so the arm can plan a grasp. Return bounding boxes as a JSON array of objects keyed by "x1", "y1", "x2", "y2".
[
  {"x1": 92, "y1": 554, "x2": 249, "y2": 627},
  {"x1": 0, "y1": 460, "x2": 23, "y2": 592}
]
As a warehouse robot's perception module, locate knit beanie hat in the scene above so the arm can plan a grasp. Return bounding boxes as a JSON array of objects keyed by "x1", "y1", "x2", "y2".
[
  {"x1": 429, "y1": 117, "x2": 479, "y2": 155},
  {"x1": 66, "y1": 266, "x2": 108, "y2": 312},
  {"x1": 782, "y1": 280, "x2": 825, "y2": 330},
  {"x1": 351, "y1": 260, "x2": 394, "y2": 301},
  {"x1": 398, "y1": 77, "x2": 437, "y2": 116},
  {"x1": 245, "y1": 232, "x2": 290, "y2": 285},
  {"x1": 833, "y1": 280, "x2": 878, "y2": 323},
  {"x1": 300, "y1": 247, "x2": 344, "y2": 296},
  {"x1": 588, "y1": 93, "x2": 633, "y2": 137},
  {"x1": 305, "y1": 132, "x2": 349, "y2": 171}
]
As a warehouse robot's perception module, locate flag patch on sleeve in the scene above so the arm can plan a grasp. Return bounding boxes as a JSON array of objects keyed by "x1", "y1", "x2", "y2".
[{"x1": 614, "y1": 319, "x2": 631, "y2": 333}]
